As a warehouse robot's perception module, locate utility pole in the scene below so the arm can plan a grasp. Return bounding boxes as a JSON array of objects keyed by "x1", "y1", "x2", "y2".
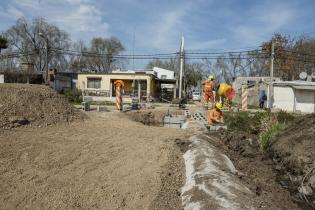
[
  {"x1": 268, "y1": 39, "x2": 275, "y2": 108},
  {"x1": 179, "y1": 36, "x2": 184, "y2": 99}
]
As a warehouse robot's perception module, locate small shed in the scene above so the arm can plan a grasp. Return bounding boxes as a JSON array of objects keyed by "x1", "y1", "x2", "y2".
[{"x1": 273, "y1": 81, "x2": 315, "y2": 113}]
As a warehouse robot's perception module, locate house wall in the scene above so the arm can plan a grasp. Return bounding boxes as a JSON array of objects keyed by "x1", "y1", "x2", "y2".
[
  {"x1": 273, "y1": 86, "x2": 315, "y2": 113},
  {"x1": 295, "y1": 89, "x2": 315, "y2": 113},
  {"x1": 77, "y1": 74, "x2": 151, "y2": 90},
  {"x1": 77, "y1": 73, "x2": 153, "y2": 100},
  {"x1": 273, "y1": 86, "x2": 295, "y2": 112},
  {"x1": 153, "y1": 67, "x2": 175, "y2": 79},
  {"x1": 0, "y1": 75, "x2": 4, "y2": 83}
]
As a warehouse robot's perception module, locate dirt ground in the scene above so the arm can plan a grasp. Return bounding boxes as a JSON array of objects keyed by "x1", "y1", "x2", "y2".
[
  {"x1": 213, "y1": 111, "x2": 315, "y2": 209},
  {"x1": 0, "y1": 111, "x2": 188, "y2": 210},
  {"x1": 210, "y1": 132, "x2": 303, "y2": 210},
  {"x1": 270, "y1": 113, "x2": 315, "y2": 206}
]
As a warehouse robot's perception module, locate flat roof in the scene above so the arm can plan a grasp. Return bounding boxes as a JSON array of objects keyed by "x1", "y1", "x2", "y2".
[
  {"x1": 273, "y1": 80, "x2": 315, "y2": 90},
  {"x1": 79, "y1": 72, "x2": 153, "y2": 76}
]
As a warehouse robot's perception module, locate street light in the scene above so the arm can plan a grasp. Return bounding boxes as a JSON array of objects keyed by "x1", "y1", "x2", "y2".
[{"x1": 39, "y1": 32, "x2": 48, "y2": 84}]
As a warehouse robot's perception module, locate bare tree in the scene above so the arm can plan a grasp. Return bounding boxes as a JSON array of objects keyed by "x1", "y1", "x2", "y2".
[
  {"x1": 5, "y1": 17, "x2": 70, "y2": 75},
  {"x1": 86, "y1": 37, "x2": 125, "y2": 72},
  {"x1": 146, "y1": 57, "x2": 179, "y2": 71},
  {"x1": 69, "y1": 40, "x2": 88, "y2": 72}
]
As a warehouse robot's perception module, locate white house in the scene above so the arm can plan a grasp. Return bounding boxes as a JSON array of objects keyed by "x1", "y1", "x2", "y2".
[
  {"x1": 273, "y1": 81, "x2": 315, "y2": 113},
  {"x1": 153, "y1": 67, "x2": 175, "y2": 79}
]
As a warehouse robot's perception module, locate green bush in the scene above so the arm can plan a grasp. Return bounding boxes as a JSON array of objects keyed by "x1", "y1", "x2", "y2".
[
  {"x1": 276, "y1": 110, "x2": 294, "y2": 124},
  {"x1": 260, "y1": 123, "x2": 286, "y2": 150},
  {"x1": 225, "y1": 111, "x2": 270, "y2": 134},
  {"x1": 64, "y1": 88, "x2": 83, "y2": 103},
  {"x1": 225, "y1": 112, "x2": 252, "y2": 133}
]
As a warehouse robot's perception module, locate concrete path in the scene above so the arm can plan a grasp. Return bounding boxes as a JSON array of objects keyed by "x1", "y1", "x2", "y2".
[{"x1": 181, "y1": 121, "x2": 256, "y2": 210}]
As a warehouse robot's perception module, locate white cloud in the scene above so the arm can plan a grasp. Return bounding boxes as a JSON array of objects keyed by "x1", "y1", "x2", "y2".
[
  {"x1": 53, "y1": 3, "x2": 109, "y2": 34},
  {"x1": 5, "y1": 0, "x2": 110, "y2": 41}
]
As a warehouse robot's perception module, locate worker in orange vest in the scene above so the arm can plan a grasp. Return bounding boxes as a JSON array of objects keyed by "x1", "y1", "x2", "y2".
[
  {"x1": 208, "y1": 102, "x2": 224, "y2": 125},
  {"x1": 202, "y1": 75, "x2": 215, "y2": 109}
]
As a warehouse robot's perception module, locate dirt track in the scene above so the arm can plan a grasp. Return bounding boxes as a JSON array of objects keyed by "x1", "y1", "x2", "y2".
[{"x1": 0, "y1": 111, "x2": 187, "y2": 210}]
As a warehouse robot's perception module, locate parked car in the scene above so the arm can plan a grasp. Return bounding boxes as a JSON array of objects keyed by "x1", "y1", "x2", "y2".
[{"x1": 192, "y1": 91, "x2": 201, "y2": 101}]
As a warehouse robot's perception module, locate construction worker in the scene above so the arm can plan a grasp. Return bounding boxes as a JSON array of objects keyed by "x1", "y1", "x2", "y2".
[
  {"x1": 208, "y1": 102, "x2": 224, "y2": 125},
  {"x1": 202, "y1": 75, "x2": 215, "y2": 109}
]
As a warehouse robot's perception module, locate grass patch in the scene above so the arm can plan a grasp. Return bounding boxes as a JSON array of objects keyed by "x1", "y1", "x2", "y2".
[
  {"x1": 224, "y1": 110, "x2": 296, "y2": 151},
  {"x1": 276, "y1": 110, "x2": 295, "y2": 124},
  {"x1": 225, "y1": 111, "x2": 270, "y2": 134},
  {"x1": 260, "y1": 123, "x2": 286, "y2": 150}
]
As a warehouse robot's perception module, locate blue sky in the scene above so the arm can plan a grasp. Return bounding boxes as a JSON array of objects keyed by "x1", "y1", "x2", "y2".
[{"x1": 1, "y1": 0, "x2": 315, "y2": 68}]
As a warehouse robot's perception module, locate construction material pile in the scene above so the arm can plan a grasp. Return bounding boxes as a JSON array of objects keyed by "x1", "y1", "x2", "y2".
[{"x1": 0, "y1": 84, "x2": 85, "y2": 129}]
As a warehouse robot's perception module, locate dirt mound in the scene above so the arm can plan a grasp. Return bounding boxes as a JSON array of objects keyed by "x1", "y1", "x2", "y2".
[
  {"x1": 270, "y1": 114, "x2": 315, "y2": 208},
  {"x1": 0, "y1": 84, "x2": 85, "y2": 129},
  {"x1": 271, "y1": 114, "x2": 315, "y2": 168},
  {"x1": 216, "y1": 112, "x2": 315, "y2": 209},
  {"x1": 213, "y1": 130, "x2": 303, "y2": 209}
]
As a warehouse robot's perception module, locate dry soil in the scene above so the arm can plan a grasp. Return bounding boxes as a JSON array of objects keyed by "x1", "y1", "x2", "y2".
[{"x1": 0, "y1": 111, "x2": 188, "y2": 210}]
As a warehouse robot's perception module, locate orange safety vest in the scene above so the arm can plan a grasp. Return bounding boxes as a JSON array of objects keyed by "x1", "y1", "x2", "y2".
[
  {"x1": 208, "y1": 108, "x2": 224, "y2": 125},
  {"x1": 203, "y1": 80, "x2": 215, "y2": 93}
]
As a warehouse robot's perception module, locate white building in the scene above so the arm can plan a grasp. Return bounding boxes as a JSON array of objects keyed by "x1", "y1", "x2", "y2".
[
  {"x1": 152, "y1": 67, "x2": 175, "y2": 79},
  {"x1": 273, "y1": 81, "x2": 315, "y2": 113},
  {"x1": 0, "y1": 74, "x2": 4, "y2": 83}
]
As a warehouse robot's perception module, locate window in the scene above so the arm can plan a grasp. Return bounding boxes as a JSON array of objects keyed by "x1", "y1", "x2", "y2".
[
  {"x1": 161, "y1": 75, "x2": 167, "y2": 79},
  {"x1": 87, "y1": 78, "x2": 101, "y2": 89}
]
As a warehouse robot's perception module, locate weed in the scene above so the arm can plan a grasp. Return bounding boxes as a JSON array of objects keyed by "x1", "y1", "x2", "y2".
[
  {"x1": 260, "y1": 123, "x2": 286, "y2": 150},
  {"x1": 64, "y1": 88, "x2": 83, "y2": 103},
  {"x1": 276, "y1": 110, "x2": 294, "y2": 124}
]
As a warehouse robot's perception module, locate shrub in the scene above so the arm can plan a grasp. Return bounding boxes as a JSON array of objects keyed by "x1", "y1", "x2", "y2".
[
  {"x1": 260, "y1": 123, "x2": 286, "y2": 150},
  {"x1": 64, "y1": 88, "x2": 83, "y2": 103},
  {"x1": 276, "y1": 110, "x2": 294, "y2": 124},
  {"x1": 225, "y1": 111, "x2": 270, "y2": 134},
  {"x1": 225, "y1": 112, "x2": 252, "y2": 133}
]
